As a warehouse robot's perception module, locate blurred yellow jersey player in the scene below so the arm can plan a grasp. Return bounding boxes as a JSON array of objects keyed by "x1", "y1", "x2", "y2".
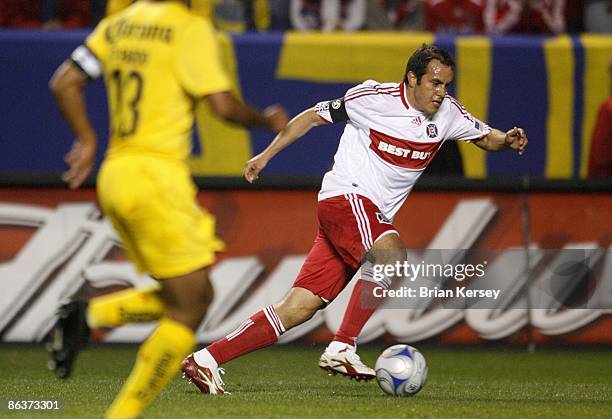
[
  {"x1": 47, "y1": 1, "x2": 288, "y2": 418},
  {"x1": 88, "y1": 1, "x2": 230, "y2": 277}
]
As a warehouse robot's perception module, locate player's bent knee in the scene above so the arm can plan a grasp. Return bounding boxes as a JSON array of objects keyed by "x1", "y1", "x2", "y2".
[
  {"x1": 369, "y1": 232, "x2": 405, "y2": 266},
  {"x1": 371, "y1": 231, "x2": 403, "y2": 251},
  {"x1": 274, "y1": 290, "x2": 322, "y2": 329}
]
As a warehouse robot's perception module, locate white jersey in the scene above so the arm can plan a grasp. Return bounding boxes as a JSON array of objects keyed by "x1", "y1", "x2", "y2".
[{"x1": 314, "y1": 80, "x2": 490, "y2": 219}]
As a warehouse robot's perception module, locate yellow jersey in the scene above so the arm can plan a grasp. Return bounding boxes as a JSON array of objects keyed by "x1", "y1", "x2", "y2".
[{"x1": 83, "y1": 1, "x2": 230, "y2": 161}]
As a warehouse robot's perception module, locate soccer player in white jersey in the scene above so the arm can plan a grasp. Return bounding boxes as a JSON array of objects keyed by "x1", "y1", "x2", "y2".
[{"x1": 182, "y1": 44, "x2": 528, "y2": 393}]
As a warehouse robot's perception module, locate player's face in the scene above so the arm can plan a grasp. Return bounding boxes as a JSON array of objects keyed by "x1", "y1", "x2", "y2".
[{"x1": 409, "y1": 60, "x2": 454, "y2": 116}]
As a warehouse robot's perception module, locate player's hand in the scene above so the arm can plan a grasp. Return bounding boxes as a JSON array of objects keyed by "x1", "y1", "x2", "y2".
[
  {"x1": 62, "y1": 138, "x2": 96, "y2": 189},
  {"x1": 264, "y1": 105, "x2": 289, "y2": 134},
  {"x1": 243, "y1": 153, "x2": 269, "y2": 184},
  {"x1": 504, "y1": 127, "x2": 528, "y2": 155}
]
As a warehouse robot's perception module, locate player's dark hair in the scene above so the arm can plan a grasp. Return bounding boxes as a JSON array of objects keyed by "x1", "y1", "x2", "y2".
[{"x1": 404, "y1": 44, "x2": 455, "y2": 84}]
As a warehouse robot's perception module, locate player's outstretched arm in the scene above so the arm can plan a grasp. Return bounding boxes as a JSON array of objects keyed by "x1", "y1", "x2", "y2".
[
  {"x1": 49, "y1": 60, "x2": 98, "y2": 189},
  {"x1": 244, "y1": 108, "x2": 326, "y2": 183},
  {"x1": 206, "y1": 91, "x2": 289, "y2": 133},
  {"x1": 472, "y1": 127, "x2": 528, "y2": 155}
]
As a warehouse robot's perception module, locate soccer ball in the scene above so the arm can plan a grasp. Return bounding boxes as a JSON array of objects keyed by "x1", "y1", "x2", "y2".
[{"x1": 374, "y1": 344, "x2": 428, "y2": 396}]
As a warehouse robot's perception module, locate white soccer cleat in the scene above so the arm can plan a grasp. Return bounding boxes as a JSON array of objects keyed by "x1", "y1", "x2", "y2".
[
  {"x1": 181, "y1": 354, "x2": 228, "y2": 395},
  {"x1": 318, "y1": 347, "x2": 375, "y2": 381}
]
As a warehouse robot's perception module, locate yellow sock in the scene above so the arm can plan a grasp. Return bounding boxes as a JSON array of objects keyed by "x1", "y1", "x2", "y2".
[
  {"x1": 87, "y1": 287, "x2": 165, "y2": 328},
  {"x1": 104, "y1": 318, "x2": 195, "y2": 419}
]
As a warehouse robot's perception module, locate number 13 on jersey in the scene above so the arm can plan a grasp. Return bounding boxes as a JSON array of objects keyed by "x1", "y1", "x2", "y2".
[{"x1": 110, "y1": 69, "x2": 143, "y2": 137}]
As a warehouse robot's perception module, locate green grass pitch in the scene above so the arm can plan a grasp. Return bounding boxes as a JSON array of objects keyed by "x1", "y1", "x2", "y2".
[{"x1": 0, "y1": 344, "x2": 610, "y2": 418}]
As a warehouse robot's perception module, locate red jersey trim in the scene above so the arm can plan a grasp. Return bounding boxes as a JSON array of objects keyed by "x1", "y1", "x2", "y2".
[
  {"x1": 345, "y1": 84, "x2": 398, "y2": 100},
  {"x1": 400, "y1": 82, "x2": 411, "y2": 111},
  {"x1": 446, "y1": 95, "x2": 476, "y2": 123},
  {"x1": 345, "y1": 90, "x2": 400, "y2": 103},
  {"x1": 345, "y1": 85, "x2": 400, "y2": 103}
]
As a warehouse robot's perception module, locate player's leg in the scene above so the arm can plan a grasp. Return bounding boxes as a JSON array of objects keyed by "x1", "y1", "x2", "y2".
[
  {"x1": 318, "y1": 237, "x2": 403, "y2": 381},
  {"x1": 183, "y1": 285, "x2": 325, "y2": 392},
  {"x1": 87, "y1": 286, "x2": 165, "y2": 328},
  {"x1": 318, "y1": 194, "x2": 403, "y2": 379},
  {"x1": 101, "y1": 158, "x2": 222, "y2": 416},
  {"x1": 86, "y1": 215, "x2": 166, "y2": 329},
  {"x1": 105, "y1": 268, "x2": 211, "y2": 419},
  {"x1": 47, "y1": 285, "x2": 166, "y2": 379},
  {"x1": 183, "y1": 230, "x2": 349, "y2": 394},
  {"x1": 332, "y1": 232, "x2": 405, "y2": 348},
  {"x1": 206, "y1": 285, "x2": 324, "y2": 363},
  {"x1": 47, "y1": 213, "x2": 166, "y2": 379}
]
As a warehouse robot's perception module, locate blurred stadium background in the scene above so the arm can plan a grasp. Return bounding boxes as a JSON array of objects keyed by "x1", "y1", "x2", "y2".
[{"x1": 0, "y1": 1, "x2": 611, "y2": 417}]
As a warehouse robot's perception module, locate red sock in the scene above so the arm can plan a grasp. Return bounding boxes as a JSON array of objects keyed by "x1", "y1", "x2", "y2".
[
  {"x1": 207, "y1": 306, "x2": 285, "y2": 365},
  {"x1": 333, "y1": 280, "x2": 382, "y2": 346}
]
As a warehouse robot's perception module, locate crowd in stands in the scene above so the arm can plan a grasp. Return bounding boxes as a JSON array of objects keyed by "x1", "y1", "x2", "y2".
[
  {"x1": 0, "y1": 1, "x2": 610, "y2": 34},
  {"x1": 0, "y1": 0, "x2": 95, "y2": 29}
]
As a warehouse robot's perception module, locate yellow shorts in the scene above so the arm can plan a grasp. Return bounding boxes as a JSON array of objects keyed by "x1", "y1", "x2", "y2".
[{"x1": 97, "y1": 155, "x2": 224, "y2": 278}]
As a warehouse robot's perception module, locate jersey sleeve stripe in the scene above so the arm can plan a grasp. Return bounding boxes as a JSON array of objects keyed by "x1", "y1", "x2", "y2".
[
  {"x1": 446, "y1": 95, "x2": 477, "y2": 123},
  {"x1": 346, "y1": 85, "x2": 398, "y2": 95},
  {"x1": 70, "y1": 45, "x2": 103, "y2": 80},
  {"x1": 345, "y1": 86, "x2": 399, "y2": 101},
  {"x1": 446, "y1": 95, "x2": 492, "y2": 133},
  {"x1": 345, "y1": 91, "x2": 400, "y2": 103},
  {"x1": 400, "y1": 82, "x2": 411, "y2": 110},
  {"x1": 346, "y1": 83, "x2": 381, "y2": 96}
]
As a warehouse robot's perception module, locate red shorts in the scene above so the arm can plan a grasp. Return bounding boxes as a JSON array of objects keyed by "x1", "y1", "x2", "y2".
[{"x1": 293, "y1": 193, "x2": 398, "y2": 302}]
